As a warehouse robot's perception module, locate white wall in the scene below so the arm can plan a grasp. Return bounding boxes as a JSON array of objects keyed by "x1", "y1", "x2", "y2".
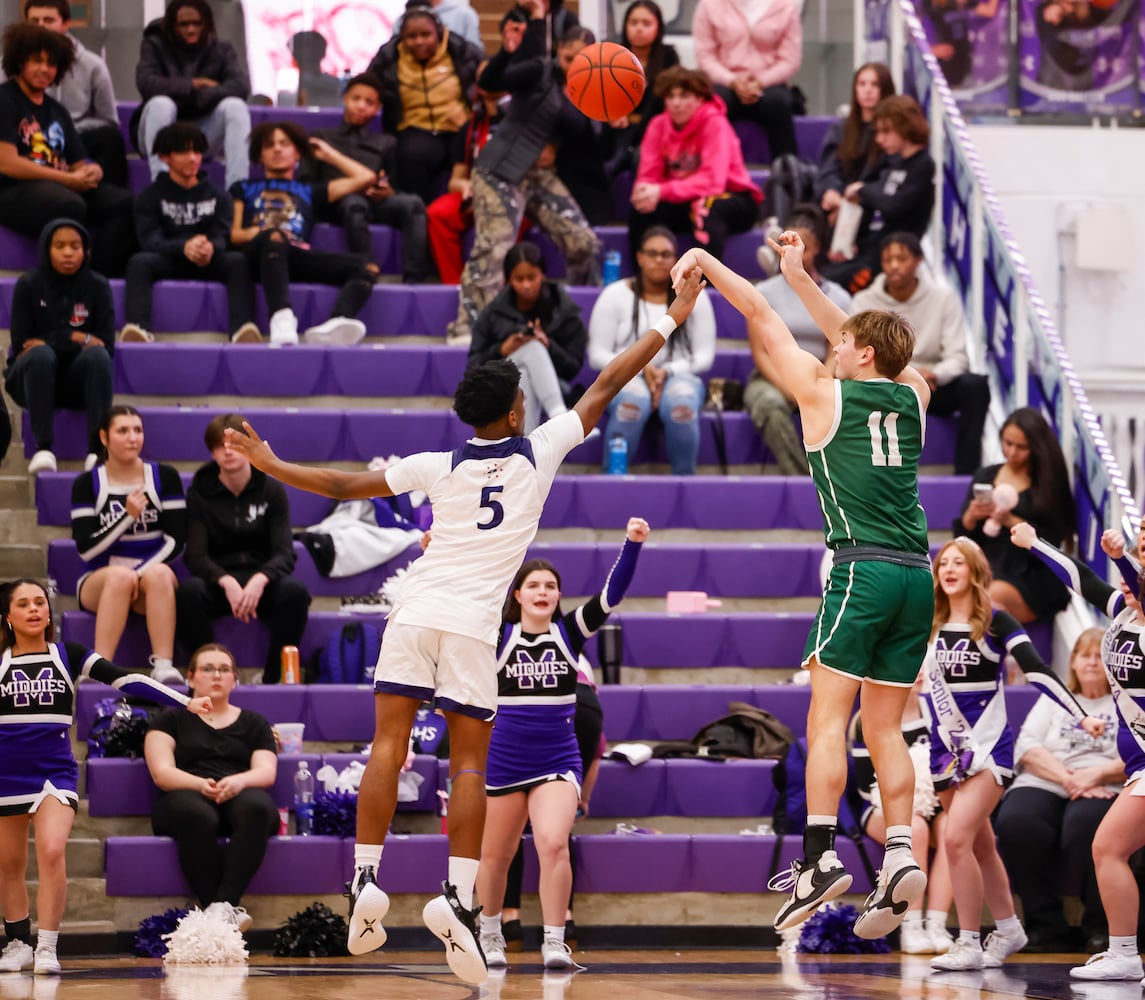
[{"x1": 967, "y1": 123, "x2": 1145, "y2": 379}]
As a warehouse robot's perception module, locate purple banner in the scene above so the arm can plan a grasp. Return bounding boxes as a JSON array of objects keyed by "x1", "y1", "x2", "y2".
[
  {"x1": 941, "y1": 118, "x2": 974, "y2": 298},
  {"x1": 918, "y1": 0, "x2": 1013, "y2": 112},
  {"x1": 1018, "y1": 0, "x2": 1139, "y2": 112},
  {"x1": 982, "y1": 214, "x2": 1017, "y2": 399}
]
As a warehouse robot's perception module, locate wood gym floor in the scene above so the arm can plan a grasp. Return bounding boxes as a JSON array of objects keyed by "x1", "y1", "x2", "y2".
[{"x1": 0, "y1": 950, "x2": 1117, "y2": 1000}]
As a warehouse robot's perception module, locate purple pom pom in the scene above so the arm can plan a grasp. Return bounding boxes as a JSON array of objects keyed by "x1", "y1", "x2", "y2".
[
  {"x1": 313, "y1": 789, "x2": 358, "y2": 838},
  {"x1": 797, "y1": 904, "x2": 891, "y2": 954},
  {"x1": 134, "y1": 907, "x2": 190, "y2": 957}
]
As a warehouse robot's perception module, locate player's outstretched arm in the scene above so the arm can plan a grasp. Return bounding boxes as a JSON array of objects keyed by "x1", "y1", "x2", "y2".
[
  {"x1": 670, "y1": 246, "x2": 823, "y2": 406},
  {"x1": 573, "y1": 266, "x2": 706, "y2": 434},
  {"x1": 224, "y1": 422, "x2": 395, "y2": 500},
  {"x1": 770, "y1": 231, "x2": 849, "y2": 349}
]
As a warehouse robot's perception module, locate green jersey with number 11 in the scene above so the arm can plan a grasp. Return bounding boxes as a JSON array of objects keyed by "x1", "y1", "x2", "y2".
[{"x1": 805, "y1": 378, "x2": 929, "y2": 556}]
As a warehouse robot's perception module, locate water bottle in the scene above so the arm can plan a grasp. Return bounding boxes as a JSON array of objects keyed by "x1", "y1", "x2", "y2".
[
  {"x1": 602, "y1": 249, "x2": 621, "y2": 285},
  {"x1": 607, "y1": 433, "x2": 628, "y2": 475},
  {"x1": 46, "y1": 576, "x2": 58, "y2": 616},
  {"x1": 597, "y1": 622, "x2": 623, "y2": 685},
  {"x1": 293, "y1": 760, "x2": 315, "y2": 836}
]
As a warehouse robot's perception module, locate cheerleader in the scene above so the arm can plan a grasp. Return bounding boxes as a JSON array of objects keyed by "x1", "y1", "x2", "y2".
[
  {"x1": 924, "y1": 538, "x2": 1102, "y2": 972},
  {"x1": 71, "y1": 404, "x2": 186, "y2": 686},
  {"x1": 475, "y1": 517, "x2": 647, "y2": 970},
  {"x1": 1011, "y1": 517, "x2": 1145, "y2": 982},
  {"x1": 0, "y1": 578, "x2": 210, "y2": 974}
]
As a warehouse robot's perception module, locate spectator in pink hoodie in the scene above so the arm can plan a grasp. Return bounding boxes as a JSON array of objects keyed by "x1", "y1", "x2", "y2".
[
  {"x1": 692, "y1": 0, "x2": 802, "y2": 163},
  {"x1": 628, "y1": 66, "x2": 762, "y2": 263}
]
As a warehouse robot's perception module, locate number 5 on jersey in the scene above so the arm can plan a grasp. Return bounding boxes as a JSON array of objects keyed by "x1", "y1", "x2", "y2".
[
  {"x1": 867, "y1": 411, "x2": 902, "y2": 467},
  {"x1": 478, "y1": 485, "x2": 504, "y2": 530}
]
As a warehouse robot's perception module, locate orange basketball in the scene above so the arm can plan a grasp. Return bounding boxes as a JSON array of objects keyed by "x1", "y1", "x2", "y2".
[{"x1": 565, "y1": 42, "x2": 646, "y2": 123}]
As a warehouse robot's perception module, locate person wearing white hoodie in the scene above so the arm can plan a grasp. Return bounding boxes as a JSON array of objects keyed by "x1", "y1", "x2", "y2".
[{"x1": 851, "y1": 232, "x2": 989, "y2": 474}]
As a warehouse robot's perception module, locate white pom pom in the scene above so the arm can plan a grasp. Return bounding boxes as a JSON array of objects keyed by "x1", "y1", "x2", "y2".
[
  {"x1": 868, "y1": 741, "x2": 938, "y2": 820},
  {"x1": 162, "y1": 908, "x2": 249, "y2": 966}
]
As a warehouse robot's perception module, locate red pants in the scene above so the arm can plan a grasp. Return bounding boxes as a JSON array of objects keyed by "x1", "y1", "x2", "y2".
[{"x1": 427, "y1": 190, "x2": 529, "y2": 285}]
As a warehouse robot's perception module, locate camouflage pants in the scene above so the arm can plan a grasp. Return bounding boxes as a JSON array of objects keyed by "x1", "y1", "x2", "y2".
[{"x1": 449, "y1": 165, "x2": 601, "y2": 341}]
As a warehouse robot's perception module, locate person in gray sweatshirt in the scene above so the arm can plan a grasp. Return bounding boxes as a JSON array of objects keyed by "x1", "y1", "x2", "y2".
[
  {"x1": 850, "y1": 231, "x2": 990, "y2": 474},
  {"x1": 24, "y1": 0, "x2": 127, "y2": 187}
]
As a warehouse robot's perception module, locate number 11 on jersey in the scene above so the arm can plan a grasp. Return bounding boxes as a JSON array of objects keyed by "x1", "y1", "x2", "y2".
[{"x1": 867, "y1": 411, "x2": 902, "y2": 467}]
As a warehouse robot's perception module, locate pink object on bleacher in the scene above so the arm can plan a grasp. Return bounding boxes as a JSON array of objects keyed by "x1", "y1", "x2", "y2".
[{"x1": 665, "y1": 591, "x2": 723, "y2": 614}]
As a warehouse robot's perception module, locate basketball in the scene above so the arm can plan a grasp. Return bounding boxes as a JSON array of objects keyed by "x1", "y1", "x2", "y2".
[{"x1": 565, "y1": 41, "x2": 646, "y2": 123}]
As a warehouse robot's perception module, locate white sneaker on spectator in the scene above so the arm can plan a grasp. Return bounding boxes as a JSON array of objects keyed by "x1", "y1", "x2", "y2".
[
  {"x1": 303, "y1": 317, "x2": 366, "y2": 345},
  {"x1": 149, "y1": 658, "x2": 184, "y2": 686},
  {"x1": 541, "y1": 936, "x2": 581, "y2": 970},
  {"x1": 28, "y1": 451, "x2": 57, "y2": 476},
  {"x1": 899, "y1": 920, "x2": 933, "y2": 954},
  {"x1": 929, "y1": 923, "x2": 955, "y2": 954},
  {"x1": 31, "y1": 948, "x2": 59, "y2": 976},
  {"x1": 0, "y1": 940, "x2": 33, "y2": 972},
  {"x1": 1071, "y1": 951, "x2": 1144, "y2": 980},
  {"x1": 205, "y1": 901, "x2": 252, "y2": 933},
  {"x1": 119, "y1": 323, "x2": 154, "y2": 343},
  {"x1": 268, "y1": 309, "x2": 299, "y2": 347},
  {"x1": 231, "y1": 323, "x2": 263, "y2": 344},
  {"x1": 83, "y1": 453, "x2": 99, "y2": 472},
  {"x1": 982, "y1": 924, "x2": 1028, "y2": 967},
  {"x1": 931, "y1": 938, "x2": 984, "y2": 971},
  {"x1": 480, "y1": 930, "x2": 507, "y2": 967}
]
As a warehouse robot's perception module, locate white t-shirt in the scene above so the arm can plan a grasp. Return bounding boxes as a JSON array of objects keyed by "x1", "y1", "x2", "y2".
[
  {"x1": 1011, "y1": 691, "x2": 1121, "y2": 798},
  {"x1": 383, "y1": 411, "x2": 585, "y2": 643}
]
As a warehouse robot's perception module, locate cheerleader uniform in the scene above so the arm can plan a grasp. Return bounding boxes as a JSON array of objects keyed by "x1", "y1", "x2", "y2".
[
  {"x1": 1026, "y1": 537, "x2": 1145, "y2": 781},
  {"x1": 70, "y1": 462, "x2": 187, "y2": 601},
  {"x1": 924, "y1": 611, "x2": 1086, "y2": 792},
  {"x1": 0, "y1": 641, "x2": 192, "y2": 815},
  {"x1": 485, "y1": 537, "x2": 642, "y2": 796}
]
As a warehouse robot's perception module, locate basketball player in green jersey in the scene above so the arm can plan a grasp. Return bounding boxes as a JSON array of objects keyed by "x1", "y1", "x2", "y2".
[{"x1": 671, "y1": 233, "x2": 932, "y2": 939}]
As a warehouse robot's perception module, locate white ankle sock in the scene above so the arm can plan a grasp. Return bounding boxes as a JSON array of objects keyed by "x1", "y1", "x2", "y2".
[
  {"x1": 994, "y1": 915, "x2": 1022, "y2": 936},
  {"x1": 354, "y1": 844, "x2": 383, "y2": 870},
  {"x1": 1110, "y1": 935, "x2": 1138, "y2": 957},
  {"x1": 927, "y1": 909, "x2": 949, "y2": 932},
  {"x1": 902, "y1": 911, "x2": 923, "y2": 928},
  {"x1": 543, "y1": 924, "x2": 564, "y2": 943},
  {"x1": 958, "y1": 930, "x2": 981, "y2": 948},
  {"x1": 884, "y1": 824, "x2": 913, "y2": 858},
  {"x1": 36, "y1": 929, "x2": 58, "y2": 950},
  {"x1": 448, "y1": 856, "x2": 479, "y2": 910},
  {"x1": 480, "y1": 913, "x2": 502, "y2": 934}
]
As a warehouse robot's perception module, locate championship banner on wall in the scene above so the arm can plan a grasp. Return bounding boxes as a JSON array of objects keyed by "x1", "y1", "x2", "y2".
[
  {"x1": 1018, "y1": 0, "x2": 1139, "y2": 112},
  {"x1": 917, "y1": 0, "x2": 1013, "y2": 112},
  {"x1": 242, "y1": 0, "x2": 405, "y2": 103}
]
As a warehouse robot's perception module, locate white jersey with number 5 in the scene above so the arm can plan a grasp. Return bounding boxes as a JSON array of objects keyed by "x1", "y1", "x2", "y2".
[{"x1": 382, "y1": 411, "x2": 585, "y2": 643}]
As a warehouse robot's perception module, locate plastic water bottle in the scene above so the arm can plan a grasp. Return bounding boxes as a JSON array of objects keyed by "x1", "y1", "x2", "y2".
[
  {"x1": 293, "y1": 760, "x2": 315, "y2": 836},
  {"x1": 602, "y1": 249, "x2": 621, "y2": 285},
  {"x1": 607, "y1": 433, "x2": 628, "y2": 475},
  {"x1": 46, "y1": 576, "x2": 58, "y2": 615}
]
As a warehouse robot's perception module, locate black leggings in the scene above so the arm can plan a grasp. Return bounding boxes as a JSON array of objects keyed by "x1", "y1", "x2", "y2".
[
  {"x1": 627, "y1": 189, "x2": 759, "y2": 266},
  {"x1": 152, "y1": 787, "x2": 280, "y2": 907},
  {"x1": 242, "y1": 229, "x2": 375, "y2": 319}
]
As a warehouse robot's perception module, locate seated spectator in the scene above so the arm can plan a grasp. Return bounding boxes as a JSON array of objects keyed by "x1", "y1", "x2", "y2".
[
  {"x1": 176, "y1": 414, "x2": 311, "y2": 685},
  {"x1": 427, "y1": 52, "x2": 509, "y2": 285},
  {"x1": 629, "y1": 66, "x2": 762, "y2": 265},
  {"x1": 290, "y1": 31, "x2": 342, "y2": 107},
  {"x1": 743, "y1": 204, "x2": 850, "y2": 474},
  {"x1": 467, "y1": 242, "x2": 587, "y2": 434},
  {"x1": 821, "y1": 95, "x2": 935, "y2": 294},
  {"x1": 815, "y1": 62, "x2": 894, "y2": 227},
  {"x1": 995, "y1": 627, "x2": 1122, "y2": 954},
  {"x1": 954, "y1": 407, "x2": 1076, "y2": 625},
  {"x1": 121, "y1": 123, "x2": 258, "y2": 345},
  {"x1": 366, "y1": 4, "x2": 483, "y2": 205},
  {"x1": 24, "y1": 0, "x2": 128, "y2": 188},
  {"x1": 691, "y1": 0, "x2": 800, "y2": 163},
  {"x1": 446, "y1": 9, "x2": 601, "y2": 344},
  {"x1": 3, "y1": 218, "x2": 113, "y2": 476},
  {"x1": 588, "y1": 226, "x2": 714, "y2": 474},
  {"x1": 230, "y1": 121, "x2": 377, "y2": 346},
  {"x1": 851, "y1": 232, "x2": 989, "y2": 475},
  {"x1": 144, "y1": 642, "x2": 279, "y2": 927},
  {"x1": 301, "y1": 73, "x2": 431, "y2": 284},
  {"x1": 0, "y1": 24, "x2": 135, "y2": 278},
  {"x1": 135, "y1": 0, "x2": 252, "y2": 190},
  {"x1": 71, "y1": 404, "x2": 186, "y2": 687},
  {"x1": 422, "y1": 0, "x2": 483, "y2": 49},
  {"x1": 604, "y1": 0, "x2": 680, "y2": 179},
  {"x1": 555, "y1": 27, "x2": 612, "y2": 227}
]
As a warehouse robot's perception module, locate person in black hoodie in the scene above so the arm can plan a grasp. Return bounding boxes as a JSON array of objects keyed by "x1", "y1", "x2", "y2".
[
  {"x1": 4, "y1": 217, "x2": 114, "y2": 477},
  {"x1": 0, "y1": 23, "x2": 135, "y2": 278},
  {"x1": 176, "y1": 413, "x2": 311, "y2": 685},
  {"x1": 446, "y1": 2, "x2": 601, "y2": 344},
  {"x1": 121, "y1": 123, "x2": 258, "y2": 345},
  {"x1": 302, "y1": 73, "x2": 431, "y2": 284},
  {"x1": 467, "y1": 241, "x2": 588, "y2": 433},
  {"x1": 134, "y1": 0, "x2": 251, "y2": 190}
]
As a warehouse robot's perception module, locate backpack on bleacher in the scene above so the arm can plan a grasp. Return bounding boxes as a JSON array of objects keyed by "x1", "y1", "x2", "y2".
[{"x1": 311, "y1": 622, "x2": 382, "y2": 684}]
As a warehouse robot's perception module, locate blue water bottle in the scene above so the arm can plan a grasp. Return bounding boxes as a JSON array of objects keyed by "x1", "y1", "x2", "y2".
[
  {"x1": 608, "y1": 433, "x2": 628, "y2": 475},
  {"x1": 602, "y1": 249, "x2": 621, "y2": 285}
]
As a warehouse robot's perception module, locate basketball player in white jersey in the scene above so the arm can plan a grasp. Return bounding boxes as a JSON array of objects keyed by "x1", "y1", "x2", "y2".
[{"x1": 224, "y1": 266, "x2": 706, "y2": 984}]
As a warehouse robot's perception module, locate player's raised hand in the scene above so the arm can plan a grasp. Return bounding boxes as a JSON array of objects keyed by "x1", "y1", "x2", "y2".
[
  {"x1": 770, "y1": 229, "x2": 807, "y2": 281},
  {"x1": 626, "y1": 517, "x2": 650, "y2": 543},
  {"x1": 1009, "y1": 522, "x2": 1037, "y2": 549},
  {"x1": 225, "y1": 422, "x2": 277, "y2": 470},
  {"x1": 667, "y1": 266, "x2": 706, "y2": 325},
  {"x1": 670, "y1": 248, "x2": 704, "y2": 290}
]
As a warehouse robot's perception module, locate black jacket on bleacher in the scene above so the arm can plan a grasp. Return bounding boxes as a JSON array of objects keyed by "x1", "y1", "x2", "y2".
[{"x1": 136, "y1": 17, "x2": 251, "y2": 117}]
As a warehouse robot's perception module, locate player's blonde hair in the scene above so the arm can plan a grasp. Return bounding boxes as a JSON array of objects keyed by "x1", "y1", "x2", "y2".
[
  {"x1": 844, "y1": 310, "x2": 916, "y2": 378},
  {"x1": 931, "y1": 537, "x2": 993, "y2": 642}
]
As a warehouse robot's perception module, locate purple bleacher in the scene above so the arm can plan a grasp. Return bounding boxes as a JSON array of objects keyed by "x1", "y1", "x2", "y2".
[
  {"x1": 688, "y1": 834, "x2": 875, "y2": 894},
  {"x1": 663, "y1": 760, "x2": 777, "y2": 817},
  {"x1": 305, "y1": 687, "x2": 376, "y2": 745},
  {"x1": 733, "y1": 116, "x2": 836, "y2": 166},
  {"x1": 105, "y1": 835, "x2": 347, "y2": 896},
  {"x1": 0, "y1": 227, "x2": 39, "y2": 271},
  {"x1": 615, "y1": 612, "x2": 815, "y2": 670}
]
